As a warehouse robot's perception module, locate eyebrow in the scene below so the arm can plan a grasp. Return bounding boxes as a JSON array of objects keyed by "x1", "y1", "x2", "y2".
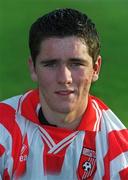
[
  {"x1": 40, "y1": 58, "x2": 88, "y2": 64},
  {"x1": 40, "y1": 59, "x2": 58, "y2": 64},
  {"x1": 69, "y1": 58, "x2": 88, "y2": 64}
]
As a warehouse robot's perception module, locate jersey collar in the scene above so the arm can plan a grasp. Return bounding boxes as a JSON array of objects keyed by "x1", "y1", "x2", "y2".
[{"x1": 18, "y1": 89, "x2": 101, "y2": 131}]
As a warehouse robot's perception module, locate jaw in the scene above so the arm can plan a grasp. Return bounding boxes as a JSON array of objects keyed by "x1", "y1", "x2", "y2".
[{"x1": 39, "y1": 88, "x2": 88, "y2": 122}]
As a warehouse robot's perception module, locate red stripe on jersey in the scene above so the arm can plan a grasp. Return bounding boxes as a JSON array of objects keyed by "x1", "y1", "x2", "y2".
[
  {"x1": 44, "y1": 148, "x2": 66, "y2": 175},
  {"x1": 103, "y1": 129, "x2": 128, "y2": 179},
  {"x1": 77, "y1": 96, "x2": 97, "y2": 131},
  {"x1": 83, "y1": 131, "x2": 96, "y2": 150},
  {"x1": 15, "y1": 134, "x2": 29, "y2": 177},
  {"x1": 19, "y1": 89, "x2": 40, "y2": 124},
  {"x1": 3, "y1": 168, "x2": 10, "y2": 180},
  {"x1": 77, "y1": 96, "x2": 102, "y2": 131},
  {"x1": 0, "y1": 103, "x2": 22, "y2": 174},
  {"x1": 119, "y1": 167, "x2": 128, "y2": 179},
  {"x1": 42, "y1": 136, "x2": 66, "y2": 175},
  {"x1": 0, "y1": 144, "x2": 5, "y2": 156}
]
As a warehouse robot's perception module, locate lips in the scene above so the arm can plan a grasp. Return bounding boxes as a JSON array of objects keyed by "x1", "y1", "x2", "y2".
[{"x1": 55, "y1": 90, "x2": 74, "y2": 96}]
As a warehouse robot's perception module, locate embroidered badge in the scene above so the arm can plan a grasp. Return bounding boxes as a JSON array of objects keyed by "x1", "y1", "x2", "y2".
[{"x1": 78, "y1": 147, "x2": 96, "y2": 179}]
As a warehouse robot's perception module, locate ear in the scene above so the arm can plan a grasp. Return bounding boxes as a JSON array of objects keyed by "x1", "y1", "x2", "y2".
[
  {"x1": 28, "y1": 57, "x2": 38, "y2": 82},
  {"x1": 92, "y1": 55, "x2": 102, "y2": 82}
]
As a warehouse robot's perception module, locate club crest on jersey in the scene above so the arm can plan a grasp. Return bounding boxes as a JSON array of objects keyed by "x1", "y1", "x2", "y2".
[{"x1": 77, "y1": 147, "x2": 96, "y2": 179}]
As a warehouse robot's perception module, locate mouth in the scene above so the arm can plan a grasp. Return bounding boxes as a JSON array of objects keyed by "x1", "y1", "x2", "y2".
[{"x1": 55, "y1": 90, "x2": 75, "y2": 96}]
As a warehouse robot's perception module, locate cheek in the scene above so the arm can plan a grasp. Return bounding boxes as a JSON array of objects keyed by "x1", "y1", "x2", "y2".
[
  {"x1": 76, "y1": 69, "x2": 93, "y2": 83},
  {"x1": 37, "y1": 72, "x2": 54, "y2": 89},
  {"x1": 75, "y1": 71, "x2": 93, "y2": 91},
  {"x1": 37, "y1": 69, "x2": 55, "y2": 81}
]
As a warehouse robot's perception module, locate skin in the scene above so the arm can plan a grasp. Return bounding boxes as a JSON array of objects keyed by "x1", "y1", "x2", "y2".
[{"x1": 29, "y1": 36, "x2": 101, "y2": 129}]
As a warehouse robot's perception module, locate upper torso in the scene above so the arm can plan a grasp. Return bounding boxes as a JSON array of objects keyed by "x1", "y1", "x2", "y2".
[{"x1": 0, "y1": 89, "x2": 128, "y2": 180}]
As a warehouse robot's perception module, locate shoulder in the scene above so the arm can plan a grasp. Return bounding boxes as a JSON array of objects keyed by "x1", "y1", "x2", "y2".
[
  {"x1": 90, "y1": 95, "x2": 126, "y2": 130},
  {"x1": 0, "y1": 95, "x2": 22, "y2": 114},
  {"x1": 2, "y1": 95, "x2": 22, "y2": 109},
  {"x1": 0, "y1": 95, "x2": 22, "y2": 128},
  {"x1": 90, "y1": 95, "x2": 109, "y2": 110}
]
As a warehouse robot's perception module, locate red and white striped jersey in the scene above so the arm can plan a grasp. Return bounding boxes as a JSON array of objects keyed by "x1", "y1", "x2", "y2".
[{"x1": 0, "y1": 89, "x2": 128, "y2": 180}]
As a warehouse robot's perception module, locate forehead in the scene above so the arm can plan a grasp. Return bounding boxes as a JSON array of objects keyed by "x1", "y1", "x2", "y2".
[{"x1": 37, "y1": 36, "x2": 92, "y2": 62}]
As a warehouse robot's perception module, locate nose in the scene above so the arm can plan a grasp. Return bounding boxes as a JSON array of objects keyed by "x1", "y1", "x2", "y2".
[{"x1": 57, "y1": 65, "x2": 72, "y2": 85}]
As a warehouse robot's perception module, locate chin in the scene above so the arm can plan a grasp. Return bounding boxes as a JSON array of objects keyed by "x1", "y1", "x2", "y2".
[{"x1": 52, "y1": 105, "x2": 74, "y2": 114}]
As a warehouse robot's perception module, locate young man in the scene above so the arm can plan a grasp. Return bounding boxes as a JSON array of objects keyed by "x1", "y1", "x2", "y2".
[{"x1": 0, "y1": 8, "x2": 128, "y2": 180}]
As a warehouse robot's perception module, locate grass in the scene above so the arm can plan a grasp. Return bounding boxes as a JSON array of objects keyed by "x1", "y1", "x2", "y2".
[{"x1": 0, "y1": 0, "x2": 128, "y2": 126}]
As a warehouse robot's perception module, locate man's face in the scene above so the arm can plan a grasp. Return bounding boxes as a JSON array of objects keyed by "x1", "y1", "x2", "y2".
[{"x1": 29, "y1": 36, "x2": 101, "y2": 114}]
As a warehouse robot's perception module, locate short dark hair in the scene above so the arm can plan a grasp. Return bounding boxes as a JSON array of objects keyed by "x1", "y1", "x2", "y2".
[{"x1": 29, "y1": 8, "x2": 100, "y2": 66}]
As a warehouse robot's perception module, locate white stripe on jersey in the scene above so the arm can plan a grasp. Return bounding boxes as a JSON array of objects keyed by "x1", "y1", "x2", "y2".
[
  {"x1": 36, "y1": 103, "x2": 41, "y2": 116},
  {"x1": 41, "y1": 131, "x2": 54, "y2": 149},
  {"x1": 18, "y1": 90, "x2": 33, "y2": 114},
  {"x1": 39, "y1": 127, "x2": 56, "y2": 147},
  {"x1": 2, "y1": 95, "x2": 22, "y2": 111},
  {"x1": 103, "y1": 109, "x2": 126, "y2": 132},
  {"x1": 110, "y1": 151, "x2": 128, "y2": 179},
  {"x1": 0, "y1": 124, "x2": 13, "y2": 177},
  {"x1": 102, "y1": 109, "x2": 126, "y2": 132},
  {"x1": 94, "y1": 117, "x2": 108, "y2": 179},
  {"x1": 92, "y1": 100, "x2": 102, "y2": 131}
]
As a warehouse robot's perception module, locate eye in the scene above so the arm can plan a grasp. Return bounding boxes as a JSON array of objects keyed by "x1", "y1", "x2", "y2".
[
  {"x1": 71, "y1": 62, "x2": 83, "y2": 66},
  {"x1": 68, "y1": 58, "x2": 87, "y2": 68},
  {"x1": 42, "y1": 62, "x2": 58, "y2": 68},
  {"x1": 69, "y1": 62, "x2": 85, "y2": 67}
]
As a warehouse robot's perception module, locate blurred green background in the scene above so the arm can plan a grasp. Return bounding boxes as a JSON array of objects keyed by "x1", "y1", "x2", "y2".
[{"x1": 0, "y1": 0, "x2": 128, "y2": 126}]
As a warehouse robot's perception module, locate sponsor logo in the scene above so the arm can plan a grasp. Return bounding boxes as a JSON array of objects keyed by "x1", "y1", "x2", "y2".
[
  {"x1": 19, "y1": 155, "x2": 27, "y2": 162},
  {"x1": 19, "y1": 144, "x2": 28, "y2": 162}
]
